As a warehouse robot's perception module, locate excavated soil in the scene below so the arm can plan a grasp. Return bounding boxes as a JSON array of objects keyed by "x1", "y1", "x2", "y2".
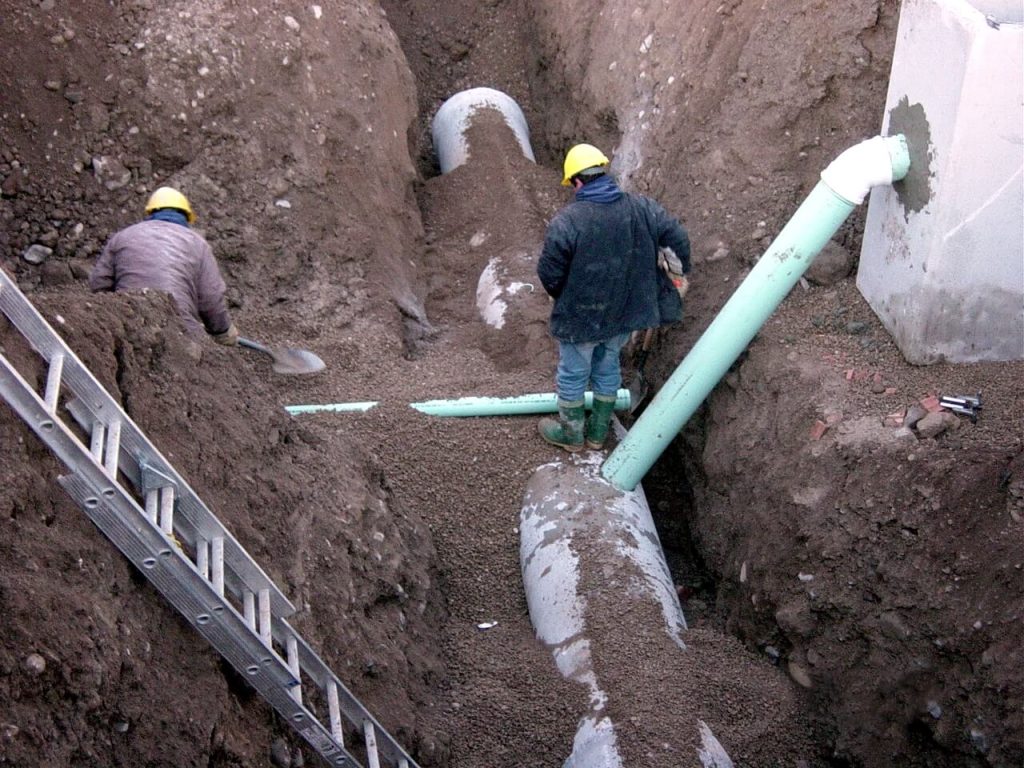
[{"x1": 1, "y1": 1, "x2": 1022, "y2": 767}]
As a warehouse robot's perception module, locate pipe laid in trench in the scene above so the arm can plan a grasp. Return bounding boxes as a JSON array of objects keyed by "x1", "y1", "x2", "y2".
[
  {"x1": 409, "y1": 389, "x2": 630, "y2": 417},
  {"x1": 520, "y1": 453, "x2": 733, "y2": 767},
  {"x1": 602, "y1": 134, "x2": 911, "y2": 491},
  {"x1": 285, "y1": 401, "x2": 379, "y2": 415},
  {"x1": 431, "y1": 87, "x2": 536, "y2": 174},
  {"x1": 283, "y1": 389, "x2": 630, "y2": 417},
  {"x1": 520, "y1": 134, "x2": 911, "y2": 766},
  {"x1": 520, "y1": 454, "x2": 683, "y2": 768}
]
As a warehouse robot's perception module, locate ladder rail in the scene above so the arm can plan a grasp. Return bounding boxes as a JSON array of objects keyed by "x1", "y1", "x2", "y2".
[
  {"x1": 0, "y1": 356, "x2": 285, "y2": 658},
  {"x1": 63, "y1": 396, "x2": 290, "y2": 613},
  {"x1": 1, "y1": 270, "x2": 423, "y2": 768},
  {"x1": 58, "y1": 474, "x2": 358, "y2": 768},
  {"x1": 0, "y1": 355, "x2": 301, "y2": 702},
  {"x1": 277, "y1": 617, "x2": 420, "y2": 768},
  {"x1": 0, "y1": 271, "x2": 293, "y2": 618},
  {"x1": 1, "y1": 345, "x2": 409, "y2": 768}
]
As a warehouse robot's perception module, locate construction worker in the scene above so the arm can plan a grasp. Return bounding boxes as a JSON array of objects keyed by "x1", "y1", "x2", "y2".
[
  {"x1": 537, "y1": 143, "x2": 691, "y2": 452},
  {"x1": 89, "y1": 186, "x2": 239, "y2": 345}
]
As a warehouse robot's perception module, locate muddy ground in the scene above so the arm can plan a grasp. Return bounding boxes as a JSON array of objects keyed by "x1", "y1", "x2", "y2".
[{"x1": 1, "y1": 1, "x2": 1022, "y2": 767}]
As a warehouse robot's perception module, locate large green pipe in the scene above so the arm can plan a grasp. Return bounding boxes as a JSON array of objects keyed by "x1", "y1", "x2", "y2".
[{"x1": 602, "y1": 134, "x2": 911, "y2": 491}]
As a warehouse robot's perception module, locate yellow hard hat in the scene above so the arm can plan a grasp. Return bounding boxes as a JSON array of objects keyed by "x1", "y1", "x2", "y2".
[
  {"x1": 561, "y1": 143, "x2": 610, "y2": 186},
  {"x1": 145, "y1": 186, "x2": 195, "y2": 223}
]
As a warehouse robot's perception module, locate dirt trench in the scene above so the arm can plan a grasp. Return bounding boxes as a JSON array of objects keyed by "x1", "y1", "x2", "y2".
[
  {"x1": 382, "y1": 0, "x2": 1024, "y2": 764},
  {"x1": 1, "y1": 1, "x2": 1022, "y2": 768}
]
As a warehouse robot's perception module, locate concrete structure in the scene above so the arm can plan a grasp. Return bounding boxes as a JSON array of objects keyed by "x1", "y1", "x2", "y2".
[{"x1": 859, "y1": 0, "x2": 1024, "y2": 364}]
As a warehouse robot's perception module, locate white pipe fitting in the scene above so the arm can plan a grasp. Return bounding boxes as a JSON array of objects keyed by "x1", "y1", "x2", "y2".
[
  {"x1": 819, "y1": 134, "x2": 903, "y2": 204},
  {"x1": 431, "y1": 87, "x2": 536, "y2": 174}
]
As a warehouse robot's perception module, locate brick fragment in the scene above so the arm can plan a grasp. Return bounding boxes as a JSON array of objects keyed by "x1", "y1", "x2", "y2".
[
  {"x1": 884, "y1": 410, "x2": 905, "y2": 427},
  {"x1": 809, "y1": 420, "x2": 829, "y2": 440}
]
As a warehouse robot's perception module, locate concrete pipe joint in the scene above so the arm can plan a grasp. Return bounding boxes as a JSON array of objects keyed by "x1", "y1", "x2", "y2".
[{"x1": 431, "y1": 87, "x2": 536, "y2": 174}]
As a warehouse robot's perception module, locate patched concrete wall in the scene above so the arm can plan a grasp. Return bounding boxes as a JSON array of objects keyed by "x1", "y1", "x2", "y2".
[{"x1": 859, "y1": 0, "x2": 1023, "y2": 364}]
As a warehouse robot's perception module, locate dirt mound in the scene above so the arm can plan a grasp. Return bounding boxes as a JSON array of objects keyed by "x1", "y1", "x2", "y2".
[{"x1": 1, "y1": 286, "x2": 446, "y2": 765}]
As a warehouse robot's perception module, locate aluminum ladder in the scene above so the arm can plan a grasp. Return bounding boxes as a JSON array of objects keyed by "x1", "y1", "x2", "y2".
[{"x1": 0, "y1": 267, "x2": 420, "y2": 768}]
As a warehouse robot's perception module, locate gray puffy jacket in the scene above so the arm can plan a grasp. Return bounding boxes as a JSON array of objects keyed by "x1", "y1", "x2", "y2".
[{"x1": 89, "y1": 219, "x2": 233, "y2": 337}]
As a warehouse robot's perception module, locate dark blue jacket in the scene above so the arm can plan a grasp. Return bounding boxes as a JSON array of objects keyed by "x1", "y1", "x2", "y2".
[{"x1": 537, "y1": 178, "x2": 690, "y2": 343}]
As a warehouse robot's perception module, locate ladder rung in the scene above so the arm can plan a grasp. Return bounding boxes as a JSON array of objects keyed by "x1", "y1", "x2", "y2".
[
  {"x1": 103, "y1": 419, "x2": 121, "y2": 476},
  {"x1": 286, "y1": 624, "x2": 420, "y2": 767},
  {"x1": 145, "y1": 488, "x2": 159, "y2": 525},
  {"x1": 44, "y1": 353, "x2": 64, "y2": 414},
  {"x1": 244, "y1": 589, "x2": 256, "y2": 630},
  {"x1": 364, "y1": 721, "x2": 381, "y2": 768},
  {"x1": 211, "y1": 537, "x2": 225, "y2": 597},
  {"x1": 328, "y1": 681, "x2": 345, "y2": 745},
  {"x1": 61, "y1": 399, "x2": 296, "y2": 622},
  {"x1": 259, "y1": 588, "x2": 272, "y2": 646},
  {"x1": 196, "y1": 538, "x2": 210, "y2": 580},
  {"x1": 287, "y1": 635, "x2": 302, "y2": 703},
  {"x1": 90, "y1": 421, "x2": 105, "y2": 462},
  {"x1": 159, "y1": 486, "x2": 175, "y2": 536}
]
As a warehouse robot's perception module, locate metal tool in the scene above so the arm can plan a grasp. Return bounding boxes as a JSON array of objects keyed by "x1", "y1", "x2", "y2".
[
  {"x1": 939, "y1": 392, "x2": 982, "y2": 423},
  {"x1": 239, "y1": 336, "x2": 325, "y2": 375}
]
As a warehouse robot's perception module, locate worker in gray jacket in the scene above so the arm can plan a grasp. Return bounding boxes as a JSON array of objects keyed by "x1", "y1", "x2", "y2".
[
  {"x1": 89, "y1": 186, "x2": 238, "y2": 344},
  {"x1": 537, "y1": 143, "x2": 691, "y2": 452}
]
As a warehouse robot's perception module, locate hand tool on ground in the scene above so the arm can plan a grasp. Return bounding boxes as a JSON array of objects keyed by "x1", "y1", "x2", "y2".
[
  {"x1": 238, "y1": 337, "x2": 325, "y2": 375},
  {"x1": 939, "y1": 392, "x2": 982, "y2": 422},
  {"x1": 628, "y1": 328, "x2": 656, "y2": 414}
]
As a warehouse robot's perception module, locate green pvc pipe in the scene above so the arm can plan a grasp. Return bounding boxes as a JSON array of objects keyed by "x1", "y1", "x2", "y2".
[
  {"x1": 410, "y1": 389, "x2": 631, "y2": 417},
  {"x1": 285, "y1": 401, "x2": 378, "y2": 415},
  {"x1": 602, "y1": 134, "x2": 910, "y2": 491},
  {"x1": 284, "y1": 389, "x2": 631, "y2": 417}
]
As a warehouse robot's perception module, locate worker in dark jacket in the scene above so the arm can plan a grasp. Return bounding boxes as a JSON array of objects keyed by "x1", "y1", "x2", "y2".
[
  {"x1": 537, "y1": 143, "x2": 691, "y2": 452},
  {"x1": 89, "y1": 186, "x2": 238, "y2": 344}
]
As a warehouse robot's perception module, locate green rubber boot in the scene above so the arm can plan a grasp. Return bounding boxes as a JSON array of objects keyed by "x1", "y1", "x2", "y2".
[
  {"x1": 538, "y1": 399, "x2": 585, "y2": 452},
  {"x1": 585, "y1": 394, "x2": 618, "y2": 449}
]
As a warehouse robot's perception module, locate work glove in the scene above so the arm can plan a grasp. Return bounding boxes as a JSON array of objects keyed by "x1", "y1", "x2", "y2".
[
  {"x1": 212, "y1": 322, "x2": 239, "y2": 346},
  {"x1": 675, "y1": 274, "x2": 690, "y2": 298},
  {"x1": 658, "y1": 247, "x2": 689, "y2": 299}
]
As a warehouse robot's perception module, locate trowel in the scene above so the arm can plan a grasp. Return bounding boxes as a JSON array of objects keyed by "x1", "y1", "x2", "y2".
[
  {"x1": 238, "y1": 337, "x2": 325, "y2": 375},
  {"x1": 628, "y1": 328, "x2": 655, "y2": 414}
]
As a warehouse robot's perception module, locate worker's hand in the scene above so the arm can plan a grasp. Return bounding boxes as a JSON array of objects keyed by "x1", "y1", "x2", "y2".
[{"x1": 213, "y1": 322, "x2": 239, "y2": 346}]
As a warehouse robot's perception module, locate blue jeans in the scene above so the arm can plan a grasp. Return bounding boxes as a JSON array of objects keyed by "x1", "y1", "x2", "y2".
[{"x1": 556, "y1": 332, "x2": 631, "y2": 402}]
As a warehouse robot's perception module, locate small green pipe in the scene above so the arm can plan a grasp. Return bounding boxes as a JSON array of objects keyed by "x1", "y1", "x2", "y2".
[
  {"x1": 284, "y1": 389, "x2": 631, "y2": 417},
  {"x1": 285, "y1": 401, "x2": 378, "y2": 415},
  {"x1": 410, "y1": 389, "x2": 631, "y2": 417},
  {"x1": 602, "y1": 135, "x2": 910, "y2": 491}
]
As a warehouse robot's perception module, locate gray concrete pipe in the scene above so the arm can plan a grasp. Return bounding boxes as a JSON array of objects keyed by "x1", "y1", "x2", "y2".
[
  {"x1": 520, "y1": 454, "x2": 733, "y2": 767},
  {"x1": 430, "y1": 87, "x2": 536, "y2": 174},
  {"x1": 431, "y1": 88, "x2": 550, "y2": 351}
]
